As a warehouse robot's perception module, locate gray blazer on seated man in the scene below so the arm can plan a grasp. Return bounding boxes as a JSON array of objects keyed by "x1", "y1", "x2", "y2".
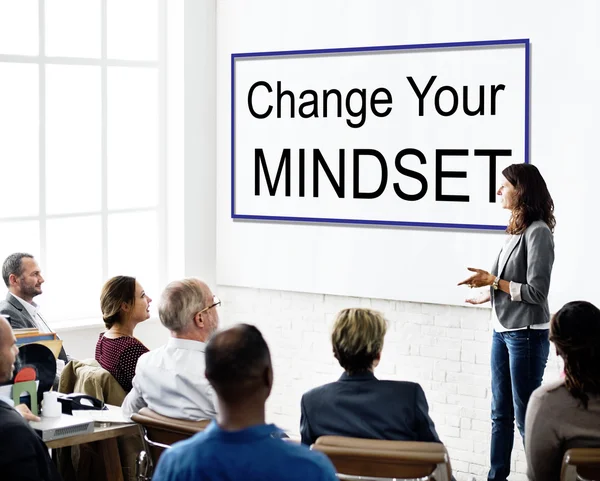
[
  {"x1": 0, "y1": 253, "x2": 68, "y2": 363},
  {"x1": 300, "y1": 308, "x2": 441, "y2": 446}
]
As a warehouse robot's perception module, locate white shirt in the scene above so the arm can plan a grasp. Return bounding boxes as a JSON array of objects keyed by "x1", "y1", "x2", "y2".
[
  {"x1": 122, "y1": 337, "x2": 218, "y2": 421},
  {"x1": 492, "y1": 235, "x2": 549, "y2": 332},
  {"x1": 10, "y1": 293, "x2": 51, "y2": 333}
]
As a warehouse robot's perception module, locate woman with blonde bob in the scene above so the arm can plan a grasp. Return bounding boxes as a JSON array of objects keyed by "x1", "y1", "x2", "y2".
[
  {"x1": 525, "y1": 301, "x2": 600, "y2": 481},
  {"x1": 95, "y1": 276, "x2": 152, "y2": 392},
  {"x1": 300, "y1": 308, "x2": 442, "y2": 446}
]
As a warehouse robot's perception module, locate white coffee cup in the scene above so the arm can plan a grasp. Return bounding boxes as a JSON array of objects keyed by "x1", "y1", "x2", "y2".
[{"x1": 42, "y1": 391, "x2": 61, "y2": 418}]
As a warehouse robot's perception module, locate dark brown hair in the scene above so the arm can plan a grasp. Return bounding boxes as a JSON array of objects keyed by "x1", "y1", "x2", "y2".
[
  {"x1": 550, "y1": 301, "x2": 600, "y2": 408},
  {"x1": 100, "y1": 276, "x2": 136, "y2": 329},
  {"x1": 502, "y1": 163, "x2": 555, "y2": 234}
]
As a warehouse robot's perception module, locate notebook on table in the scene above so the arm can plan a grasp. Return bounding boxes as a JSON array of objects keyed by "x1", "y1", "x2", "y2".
[{"x1": 29, "y1": 414, "x2": 94, "y2": 442}]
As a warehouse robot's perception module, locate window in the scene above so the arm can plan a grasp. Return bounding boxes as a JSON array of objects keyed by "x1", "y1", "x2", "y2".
[{"x1": 0, "y1": 0, "x2": 183, "y2": 326}]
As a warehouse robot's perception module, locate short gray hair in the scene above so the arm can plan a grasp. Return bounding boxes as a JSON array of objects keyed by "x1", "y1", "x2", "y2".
[
  {"x1": 2, "y1": 253, "x2": 34, "y2": 287},
  {"x1": 158, "y1": 278, "x2": 208, "y2": 333}
]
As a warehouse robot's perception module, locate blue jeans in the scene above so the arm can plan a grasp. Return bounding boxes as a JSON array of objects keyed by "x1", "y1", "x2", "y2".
[{"x1": 488, "y1": 328, "x2": 549, "y2": 481}]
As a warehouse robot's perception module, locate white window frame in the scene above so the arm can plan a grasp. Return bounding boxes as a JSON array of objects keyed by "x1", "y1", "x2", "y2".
[{"x1": 0, "y1": 0, "x2": 183, "y2": 328}]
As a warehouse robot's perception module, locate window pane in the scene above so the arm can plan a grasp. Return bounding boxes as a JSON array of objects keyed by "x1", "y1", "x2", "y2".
[
  {"x1": 0, "y1": 0, "x2": 38, "y2": 56},
  {"x1": 0, "y1": 63, "x2": 39, "y2": 218},
  {"x1": 46, "y1": 65, "x2": 101, "y2": 214},
  {"x1": 45, "y1": 0, "x2": 100, "y2": 58},
  {"x1": 43, "y1": 216, "x2": 102, "y2": 321},
  {"x1": 107, "y1": 67, "x2": 158, "y2": 209},
  {"x1": 107, "y1": 0, "x2": 158, "y2": 61},
  {"x1": 0, "y1": 221, "x2": 40, "y2": 277},
  {"x1": 166, "y1": 0, "x2": 184, "y2": 280},
  {"x1": 107, "y1": 211, "x2": 159, "y2": 306}
]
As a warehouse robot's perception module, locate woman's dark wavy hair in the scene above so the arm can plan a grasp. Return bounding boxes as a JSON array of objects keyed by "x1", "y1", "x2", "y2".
[
  {"x1": 550, "y1": 301, "x2": 600, "y2": 409},
  {"x1": 502, "y1": 163, "x2": 555, "y2": 234},
  {"x1": 100, "y1": 276, "x2": 136, "y2": 329}
]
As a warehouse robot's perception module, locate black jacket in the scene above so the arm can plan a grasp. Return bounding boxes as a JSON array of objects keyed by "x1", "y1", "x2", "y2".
[
  {"x1": 300, "y1": 371, "x2": 441, "y2": 446},
  {"x1": 0, "y1": 400, "x2": 63, "y2": 481}
]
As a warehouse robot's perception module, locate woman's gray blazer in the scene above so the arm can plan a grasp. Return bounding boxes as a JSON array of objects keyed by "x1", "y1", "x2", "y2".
[{"x1": 491, "y1": 220, "x2": 554, "y2": 329}]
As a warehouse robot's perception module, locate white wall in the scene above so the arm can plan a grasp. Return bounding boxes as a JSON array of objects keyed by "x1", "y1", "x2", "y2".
[
  {"x1": 216, "y1": 0, "x2": 600, "y2": 313},
  {"x1": 216, "y1": 286, "x2": 562, "y2": 481},
  {"x1": 179, "y1": 1, "x2": 594, "y2": 480}
]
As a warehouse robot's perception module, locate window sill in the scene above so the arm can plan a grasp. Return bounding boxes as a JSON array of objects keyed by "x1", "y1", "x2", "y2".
[{"x1": 52, "y1": 316, "x2": 161, "y2": 334}]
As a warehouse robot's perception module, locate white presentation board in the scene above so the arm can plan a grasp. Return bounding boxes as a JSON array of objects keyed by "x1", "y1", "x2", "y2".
[
  {"x1": 216, "y1": 1, "x2": 600, "y2": 310},
  {"x1": 232, "y1": 40, "x2": 528, "y2": 231}
]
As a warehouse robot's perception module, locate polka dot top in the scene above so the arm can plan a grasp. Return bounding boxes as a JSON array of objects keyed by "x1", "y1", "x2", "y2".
[{"x1": 95, "y1": 334, "x2": 149, "y2": 393}]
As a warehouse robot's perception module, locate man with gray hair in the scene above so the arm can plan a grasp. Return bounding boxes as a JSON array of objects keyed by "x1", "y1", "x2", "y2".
[{"x1": 122, "y1": 278, "x2": 220, "y2": 420}]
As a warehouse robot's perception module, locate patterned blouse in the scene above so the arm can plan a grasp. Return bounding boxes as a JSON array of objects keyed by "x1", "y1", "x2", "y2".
[{"x1": 95, "y1": 334, "x2": 149, "y2": 392}]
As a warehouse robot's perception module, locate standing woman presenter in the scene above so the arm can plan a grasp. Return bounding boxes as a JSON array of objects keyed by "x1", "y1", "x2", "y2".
[{"x1": 458, "y1": 163, "x2": 555, "y2": 481}]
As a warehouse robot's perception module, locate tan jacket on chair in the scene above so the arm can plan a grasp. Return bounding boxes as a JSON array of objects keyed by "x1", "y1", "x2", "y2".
[
  {"x1": 57, "y1": 359, "x2": 141, "y2": 481},
  {"x1": 58, "y1": 359, "x2": 126, "y2": 405}
]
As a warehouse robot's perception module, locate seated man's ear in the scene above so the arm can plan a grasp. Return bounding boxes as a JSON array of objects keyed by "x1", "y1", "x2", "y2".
[
  {"x1": 194, "y1": 312, "x2": 204, "y2": 328},
  {"x1": 372, "y1": 351, "x2": 382, "y2": 368},
  {"x1": 264, "y1": 365, "x2": 273, "y2": 391}
]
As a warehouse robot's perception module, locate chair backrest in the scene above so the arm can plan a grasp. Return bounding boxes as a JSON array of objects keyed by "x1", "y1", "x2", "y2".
[
  {"x1": 561, "y1": 448, "x2": 600, "y2": 481},
  {"x1": 131, "y1": 407, "x2": 210, "y2": 464},
  {"x1": 312, "y1": 436, "x2": 452, "y2": 481}
]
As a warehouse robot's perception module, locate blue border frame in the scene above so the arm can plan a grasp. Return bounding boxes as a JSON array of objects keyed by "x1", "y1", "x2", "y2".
[{"x1": 231, "y1": 39, "x2": 530, "y2": 232}]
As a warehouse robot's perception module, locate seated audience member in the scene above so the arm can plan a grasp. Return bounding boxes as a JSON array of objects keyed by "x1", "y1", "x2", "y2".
[
  {"x1": 95, "y1": 276, "x2": 151, "y2": 392},
  {"x1": 525, "y1": 301, "x2": 600, "y2": 481},
  {"x1": 152, "y1": 324, "x2": 337, "y2": 481},
  {"x1": 301, "y1": 308, "x2": 442, "y2": 445},
  {"x1": 122, "y1": 278, "x2": 219, "y2": 420},
  {"x1": 0, "y1": 315, "x2": 62, "y2": 481},
  {"x1": 0, "y1": 252, "x2": 69, "y2": 364}
]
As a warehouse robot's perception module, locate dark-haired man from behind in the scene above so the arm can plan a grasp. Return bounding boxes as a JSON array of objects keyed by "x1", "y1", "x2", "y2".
[
  {"x1": 152, "y1": 324, "x2": 337, "y2": 481},
  {"x1": 0, "y1": 315, "x2": 62, "y2": 481}
]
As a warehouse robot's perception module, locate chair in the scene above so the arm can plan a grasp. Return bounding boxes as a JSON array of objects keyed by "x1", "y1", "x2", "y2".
[
  {"x1": 311, "y1": 436, "x2": 452, "y2": 481},
  {"x1": 131, "y1": 407, "x2": 210, "y2": 481},
  {"x1": 561, "y1": 448, "x2": 600, "y2": 481},
  {"x1": 56, "y1": 359, "x2": 140, "y2": 481}
]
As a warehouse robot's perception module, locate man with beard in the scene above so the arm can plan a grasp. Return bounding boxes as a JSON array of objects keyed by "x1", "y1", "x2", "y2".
[{"x1": 0, "y1": 252, "x2": 68, "y2": 364}]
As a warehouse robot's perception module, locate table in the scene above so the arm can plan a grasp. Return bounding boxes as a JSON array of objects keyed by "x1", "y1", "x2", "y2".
[{"x1": 45, "y1": 409, "x2": 139, "y2": 481}]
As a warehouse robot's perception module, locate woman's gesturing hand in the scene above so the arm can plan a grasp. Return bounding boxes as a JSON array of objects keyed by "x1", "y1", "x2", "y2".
[
  {"x1": 465, "y1": 291, "x2": 491, "y2": 305},
  {"x1": 458, "y1": 267, "x2": 495, "y2": 289}
]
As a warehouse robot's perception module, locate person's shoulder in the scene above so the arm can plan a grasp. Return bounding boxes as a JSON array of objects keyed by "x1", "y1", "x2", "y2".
[
  {"x1": 0, "y1": 298, "x2": 20, "y2": 318},
  {"x1": 302, "y1": 381, "x2": 339, "y2": 402},
  {"x1": 530, "y1": 379, "x2": 571, "y2": 409},
  {"x1": 378, "y1": 379, "x2": 422, "y2": 394},
  {"x1": 533, "y1": 378, "x2": 568, "y2": 397},
  {"x1": 157, "y1": 430, "x2": 212, "y2": 469},
  {"x1": 134, "y1": 344, "x2": 166, "y2": 368},
  {"x1": 526, "y1": 220, "x2": 552, "y2": 236},
  {"x1": 0, "y1": 407, "x2": 38, "y2": 445}
]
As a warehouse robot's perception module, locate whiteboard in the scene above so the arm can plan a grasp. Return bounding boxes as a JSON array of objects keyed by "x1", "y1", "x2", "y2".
[
  {"x1": 215, "y1": 0, "x2": 600, "y2": 311},
  {"x1": 232, "y1": 40, "x2": 527, "y2": 230}
]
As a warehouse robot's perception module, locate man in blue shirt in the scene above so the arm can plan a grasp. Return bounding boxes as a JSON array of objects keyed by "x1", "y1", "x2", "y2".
[{"x1": 152, "y1": 323, "x2": 337, "y2": 481}]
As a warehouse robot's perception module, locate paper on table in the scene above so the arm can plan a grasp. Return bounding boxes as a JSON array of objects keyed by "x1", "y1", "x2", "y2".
[{"x1": 72, "y1": 409, "x2": 132, "y2": 424}]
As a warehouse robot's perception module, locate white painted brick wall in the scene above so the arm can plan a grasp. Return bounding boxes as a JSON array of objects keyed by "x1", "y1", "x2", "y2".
[{"x1": 218, "y1": 285, "x2": 563, "y2": 481}]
